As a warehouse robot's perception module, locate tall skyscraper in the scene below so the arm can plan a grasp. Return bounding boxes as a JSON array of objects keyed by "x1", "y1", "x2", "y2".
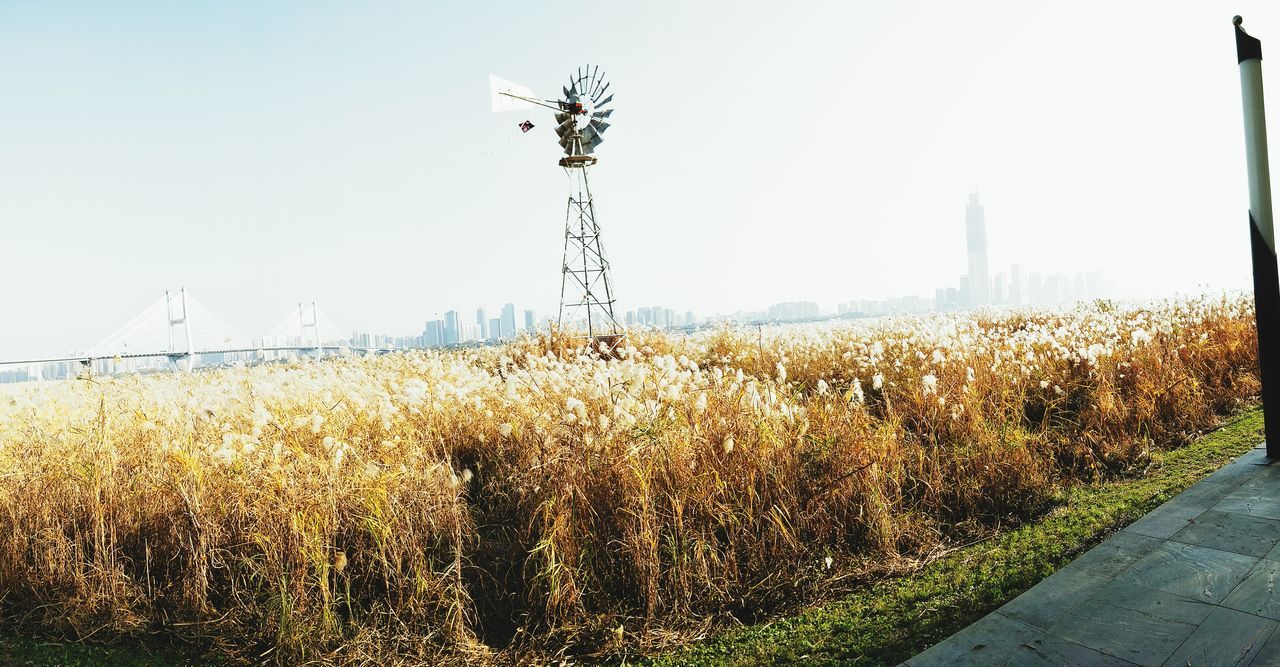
[
  {"x1": 476, "y1": 308, "x2": 488, "y2": 340},
  {"x1": 501, "y1": 303, "x2": 516, "y2": 338},
  {"x1": 444, "y1": 310, "x2": 460, "y2": 345},
  {"x1": 424, "y1": 320, "x2": 444, "y2": 347},
  {"x1": 1010, "y1": 264, "x2": 1025, "y2": 306},
  {"x1": 1086, "y1": 271, "x2": 1103, "y2": 299},
  {"x1": 992, "y1": 273, "x2": 1006, "y2": 305},
  {"x1": 523, "y1": 309, "x2": 536, "y2": 333},
  {"x1": 1028, "y1": 272, "x2": 1044, "y2": 304},
  {"x1": 965, "y1": 191, "x2": 990, "y2": 306}
]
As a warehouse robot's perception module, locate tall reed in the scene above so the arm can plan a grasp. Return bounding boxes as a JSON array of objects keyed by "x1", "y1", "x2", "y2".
[{"x1": 0, "y1": 295, "x2": 1259, "y2": 663}]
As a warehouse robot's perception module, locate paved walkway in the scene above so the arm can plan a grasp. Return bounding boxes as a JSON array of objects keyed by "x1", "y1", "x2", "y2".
[{"x1": 909, "y1": 442, "x2": 1280, "y2": 667}]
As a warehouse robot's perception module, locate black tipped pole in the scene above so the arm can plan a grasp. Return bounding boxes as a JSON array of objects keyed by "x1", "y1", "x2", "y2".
[{"x1": 1236, "y1": 16, "x2": 1280, "y2": 458}]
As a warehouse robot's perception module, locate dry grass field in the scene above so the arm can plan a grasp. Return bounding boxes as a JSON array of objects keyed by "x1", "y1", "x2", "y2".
[{"x1": 0, "y1": 295, "x2": 1260, "y2": 664}]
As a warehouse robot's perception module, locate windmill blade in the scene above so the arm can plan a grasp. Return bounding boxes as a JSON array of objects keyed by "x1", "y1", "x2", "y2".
[
  {"x1": 590, "y1": 70, "x2": 606, "y2": 98},
  {"x1": 555, "y1": 118, "x2": 575, "y2": 140},
  {"x1": 554, "y1": 112, "x2": 571, "y2": 125},
  {"x1": 585, "y1": 65, "x2": 599, "y2": 99},
  {"x1": 591, "y1": 109, "x2": 613, "y2": 120},
  {"x1": 490, "y1": 74, "x2": 538, "y2": 112},
  {"x1": 589, "y1": 119, "x2": 611, "y2": 135},
  {"x1": 595, "y1": 93, "x2": 613, "y2": 108},
  {"x1": 593, "y1": 81, "x2": 611, "y2": 103},
  {"x1": 581, "y1": 125, "x2": 598, "y2": 145}
]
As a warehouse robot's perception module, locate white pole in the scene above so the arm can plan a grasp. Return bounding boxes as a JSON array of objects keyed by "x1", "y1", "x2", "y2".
[
  {"x1": 1236, "y1": 16, "x2": 1280, "y2": 458},
  {"x1": 1240, "y1": 22, "x2": 1275, "y2": 251}
]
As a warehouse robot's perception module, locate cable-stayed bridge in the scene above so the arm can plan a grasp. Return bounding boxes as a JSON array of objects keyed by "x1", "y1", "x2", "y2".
[{"x1": 0, "y1": 289, "x2": 390, "y2": 383}]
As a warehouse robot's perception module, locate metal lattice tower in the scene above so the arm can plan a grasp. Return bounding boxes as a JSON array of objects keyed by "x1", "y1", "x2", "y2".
[{"x1": 559, "y1": 157, "x2": 621, "y2": 341}]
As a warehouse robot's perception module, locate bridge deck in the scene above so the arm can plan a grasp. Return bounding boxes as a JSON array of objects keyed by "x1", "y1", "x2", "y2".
[{"x1": 908, "y1": 442, "x2": 1280, "y2": 667}]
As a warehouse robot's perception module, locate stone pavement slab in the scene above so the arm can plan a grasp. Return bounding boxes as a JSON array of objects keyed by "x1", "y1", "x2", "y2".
[
  {"x1": 1224, "y1": 560, "x2": 1280, "y2": 620},
  {"x1": 1045, "y1": 579, "x2": 1214, "y2": 666},
  {"x1": 907, "y1": 611, "x2": 1132, "y2": 666},
  {"x1": 1169, "y1": 509, "x2": 1280, "y2": 558},
  {"x1": 1162, "y1": 606, "x2": 1276, "y2": 666},
  {"x1": 1113, "y1": 540, "x2": 1257, "y2": 603},
  {"x1": 910, "y1": 442, "x2": 1279, "y2": 667},
  {"x1": 999, "y1": 532, "x2": 1162, "y2": 630},
  {"x1": 1123, "y1": 480, "x2": 1237, "y2": 539}
]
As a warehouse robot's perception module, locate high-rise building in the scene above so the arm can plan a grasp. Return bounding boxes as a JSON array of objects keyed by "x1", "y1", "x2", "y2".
[
  {"x1": 524, "y1": 309, "x2": 536, "y2": 332},
  {"x1": 767, "y1": 302, "x2": 820, "y2": 321},
  {"x1": 965, "y1": 191, "x2": 990, "y2": 306},
  {"x1": 1044, "y1": 274, "x2": 1066, "y2": 304},
  {"x1": 423, "y1": 320, "x2": 445, "y2": 347},
  {"x1": 489, "y1": 317, "x2": 502, "y2": 339},
  {"x1": 476, "y1": 308, "x2": 488, "y2": 340},
  {"x1": 1087, "y1": 271, "x2": 1103, "y2": 299},
  {"x1": 501, "y1": 303, "x2": 516, "y2": 338},
  {"x1": 1028, "y1": 272, "x2": 1044, "y2": 304},
  {"x1": 1010, "y1": 264, "x2": 1025, "y2": 306},
  {"x1": 444, "y1": 310, "x2": 460, "y2": 345}
]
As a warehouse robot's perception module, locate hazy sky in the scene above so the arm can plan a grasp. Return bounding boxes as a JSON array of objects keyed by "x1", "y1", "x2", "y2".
[{"x1": 2, "y1": 1, "x2": 1279, "y2": 358}]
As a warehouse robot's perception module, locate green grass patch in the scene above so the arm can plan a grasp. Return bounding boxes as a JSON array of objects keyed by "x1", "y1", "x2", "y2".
[
  {"x1": 0, "y1": 633, "x2": 219, "y2": 667},
  {"x1": 648, "y1": 407, "x2": 1266, "y2": 667}
]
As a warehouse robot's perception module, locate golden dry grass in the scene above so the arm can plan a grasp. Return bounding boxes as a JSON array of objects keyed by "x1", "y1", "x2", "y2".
[{"x1": 0, "y1": 295, "x2": 1261, "y2": 664}]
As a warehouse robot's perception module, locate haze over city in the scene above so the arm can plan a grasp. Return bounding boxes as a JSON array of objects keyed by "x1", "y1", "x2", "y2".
[{"x1": 3, "y1": 1, "x2": 1279, "y2": 358}]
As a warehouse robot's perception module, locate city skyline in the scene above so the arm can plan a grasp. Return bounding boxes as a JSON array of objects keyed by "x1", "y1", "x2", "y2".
[{"x1": 0, "y1": 188, "x2": 1125, "y2": 361}]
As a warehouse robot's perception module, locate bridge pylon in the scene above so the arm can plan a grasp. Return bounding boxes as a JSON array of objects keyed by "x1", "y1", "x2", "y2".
[
  {"x1": 166, "y1": 288, "x2": 195, "y2": 371},
  {"x1": 299, "y1": 302, "x2": 322, "y2": 359}
]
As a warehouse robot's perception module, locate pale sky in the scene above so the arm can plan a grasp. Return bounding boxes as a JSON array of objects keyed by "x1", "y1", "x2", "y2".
[{"x1": 1, "y1": 1, "x2": 1279, "y2": 358}]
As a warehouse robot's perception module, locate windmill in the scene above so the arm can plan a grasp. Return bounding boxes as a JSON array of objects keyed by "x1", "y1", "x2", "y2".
[{"x1": 490, "y1": 66, "x2": 623, "y2": 349}]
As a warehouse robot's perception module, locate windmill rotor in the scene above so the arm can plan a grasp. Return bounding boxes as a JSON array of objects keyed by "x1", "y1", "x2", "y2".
[{"x1": 552, "y1": 65, "x2": 614, "y2": 167}]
